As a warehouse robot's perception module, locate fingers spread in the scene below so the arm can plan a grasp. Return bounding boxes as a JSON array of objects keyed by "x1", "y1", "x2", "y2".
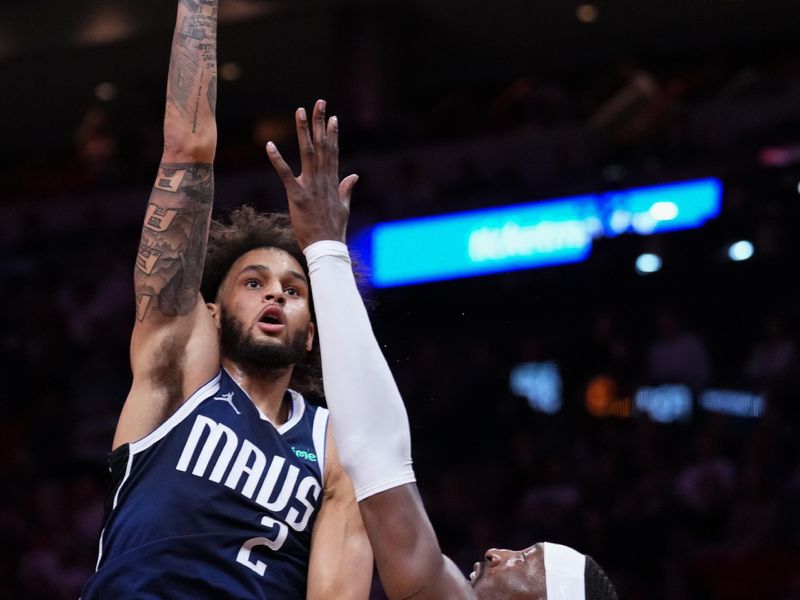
[
  {"x1": 339, "y1": 173, "x2": 359, "y2": 211},
  {"x1": 266, "y1": 142, "x2": 299, "y2": 191},
  {"x1": 295, "y1": 107, "x2": 315, "y2": 175},
  {"x1": 312, "y1": 99, "x2": 327, "y2": 170},
  {"x1": 327, "y1": 115, "x2": 340, "y2": 182}
]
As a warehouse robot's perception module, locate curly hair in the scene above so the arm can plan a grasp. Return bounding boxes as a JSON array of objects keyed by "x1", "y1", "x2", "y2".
[
  {"x1": 585, "y1": 555, "x2": 618, "y2": 600},
  {"x1": 201, "y1": 206, "x2": 322, "y2": 397}
]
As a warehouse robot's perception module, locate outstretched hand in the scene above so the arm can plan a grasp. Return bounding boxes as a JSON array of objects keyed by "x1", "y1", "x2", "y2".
[{"x1": 266, "y1": 99, "x2": 358, "y2": 249}]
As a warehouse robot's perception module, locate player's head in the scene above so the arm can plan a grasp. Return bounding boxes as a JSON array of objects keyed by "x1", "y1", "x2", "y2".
[
  {"x1": 470, "y1": 542, "x2": 617, "y2": 600},
  {"x1": 202, "y1": 207, "x2": 321, "y2": 395}
]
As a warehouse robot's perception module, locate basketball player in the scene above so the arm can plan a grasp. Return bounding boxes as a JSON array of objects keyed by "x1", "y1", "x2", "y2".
[
  {"x1": 81, "y1": 2, "x2": 372, "y2": 598},
  {"x1": 267, "y1": 101, "x2": 618, "y2": 599}
]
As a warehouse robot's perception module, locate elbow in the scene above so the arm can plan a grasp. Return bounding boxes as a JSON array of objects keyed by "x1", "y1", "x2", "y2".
[{"x1": 162, "y1": 126, "x2": 217, "y2": 163}]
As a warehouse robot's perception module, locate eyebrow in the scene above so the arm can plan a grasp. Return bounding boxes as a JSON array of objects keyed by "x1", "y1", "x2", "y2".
[{"x1": 236, "y1": 264, "x2": 308, "y2": 285}]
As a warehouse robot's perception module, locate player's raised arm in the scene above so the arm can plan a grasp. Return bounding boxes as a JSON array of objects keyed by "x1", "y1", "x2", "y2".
[
  {"x1": 136, "y1": 0, "x2": 217, "y2": 325},
  {"x1": 268, "y1": 102, "x2": 474, "y2": 600},
  {"x1": 116, "y1": 0, "x2": 220, "y2": 448}
]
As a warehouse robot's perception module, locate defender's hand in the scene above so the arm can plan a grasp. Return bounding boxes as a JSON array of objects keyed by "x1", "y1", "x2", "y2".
[{"x1": 266, "y1": 99, "x2": 358, "y2": 249}]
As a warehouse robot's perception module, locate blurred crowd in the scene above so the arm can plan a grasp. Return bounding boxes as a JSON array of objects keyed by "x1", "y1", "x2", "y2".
[
  {"x1": 4, "y1": 50, "x2": 800, "y2": 209},
  {"x1": 3, "y1": 49, "x2": 800, "y2": 599},
  {"x1": 388, "y1": 285, "x2": 800, "y2": 599}
]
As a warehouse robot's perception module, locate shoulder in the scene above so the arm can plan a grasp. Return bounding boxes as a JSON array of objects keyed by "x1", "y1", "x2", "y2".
[
  {"x1": 116, "y1": 300, "x2": 220, "y2": 449},
  {"x1": 286, "y1": 391, "x2": 329, "y2": 438},
  {"x1": 113, "y1": 368, "x2": 224, "y2": 450}
]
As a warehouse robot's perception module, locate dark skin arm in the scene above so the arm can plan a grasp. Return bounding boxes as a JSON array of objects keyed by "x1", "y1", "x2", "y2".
[
  {"x1": 267, "y1": 101, "x2": 475, "y2": 600},
  {"x1": 115, "y1": 0, "x2": 220, "y2": 448},
  {"x1": 359, "y1": 485, "x2": 475, "y2": 599}
]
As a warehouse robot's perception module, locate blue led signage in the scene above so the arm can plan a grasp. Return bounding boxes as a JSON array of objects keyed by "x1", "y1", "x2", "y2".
[{"x1": 354, "y1": 178, "x2": 722, "y2": 287}]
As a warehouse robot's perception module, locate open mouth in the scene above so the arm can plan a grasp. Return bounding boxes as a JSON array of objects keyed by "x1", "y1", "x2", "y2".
[
  {"x1": 469, "y1": 562, "x2": 484, "y2": 585},
  {"x1": 257, "y1": 306, "x2": 285, "y2": 332},
  {"x1": 259, "y1": 306, "x2": 285, "y2": 325}
]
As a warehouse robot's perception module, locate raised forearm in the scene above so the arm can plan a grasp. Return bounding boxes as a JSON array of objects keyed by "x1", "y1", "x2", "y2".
[
  {"x1": 304, "y1": 242, "x2": 415, "y2": 500},
  {"x1": 133, "y1": 0, "x2": 218, "y2": 324},
  {"x1": 273, "y1": 106, "x2": 469, "y2": 598},
  {"x1": 304, "y1": 243, "x2": 470, "y2": 599},
  {"x1": 163, "y1": 0, "x2": 218, "y2": 160}
]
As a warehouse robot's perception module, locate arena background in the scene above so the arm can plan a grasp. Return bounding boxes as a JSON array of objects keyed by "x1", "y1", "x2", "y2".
[{"x1": 2, "y1": 0, "x2": 799, "y2": 597}]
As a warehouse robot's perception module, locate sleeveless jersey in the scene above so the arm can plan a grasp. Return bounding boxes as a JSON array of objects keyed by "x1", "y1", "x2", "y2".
[{"x1": 81, "y1": 369, "x2": 329, "y2": 599}]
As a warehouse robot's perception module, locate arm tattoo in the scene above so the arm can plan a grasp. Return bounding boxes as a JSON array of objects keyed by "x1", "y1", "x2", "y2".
[
  {"x1": 167, "y1": 0, "x2": 217, "y2": 125},
  {"x1": 134, "y1": 162, "x2": 214, "y2": 322},
  {"x1": 136, "y1": 293, "x2": 154, "y2": 322},
  {"x1": 134, "y1": 0, "x2": 218, "y2": 323},
  {"x1": 179, "y1": 0, "x2": 200, "y2": 13},
  {"x1": 207, "y1": 74, "x2": 217, "y2": 114}
]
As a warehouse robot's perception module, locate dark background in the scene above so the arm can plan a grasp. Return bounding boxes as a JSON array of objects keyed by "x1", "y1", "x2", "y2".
[{"x1": 2, "y1": 0, "x2": 800, "y2": 598}]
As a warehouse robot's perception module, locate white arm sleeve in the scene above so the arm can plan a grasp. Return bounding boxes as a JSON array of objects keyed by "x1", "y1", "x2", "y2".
[{"x1": 304, "y1": 240, "x2": 416, "y2": 501}]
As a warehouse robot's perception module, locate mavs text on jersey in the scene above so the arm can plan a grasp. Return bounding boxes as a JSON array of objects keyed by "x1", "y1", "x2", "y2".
[{"x1": 81, "y1": 369, "x2": 329, "y2": 599}]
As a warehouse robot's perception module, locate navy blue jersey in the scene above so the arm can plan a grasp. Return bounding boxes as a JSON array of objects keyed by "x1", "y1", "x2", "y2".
[{"x1": 82, "y1": 369, "x2": 329, "y2": 599}]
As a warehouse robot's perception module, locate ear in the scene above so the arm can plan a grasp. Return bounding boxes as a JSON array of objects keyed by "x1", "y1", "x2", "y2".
[
  {"x1": 207, "y1": 302, "x2": 221, "y2": 328},
  {"x1": 306, "y1": 321, "x2": 315, "y2": 352}
]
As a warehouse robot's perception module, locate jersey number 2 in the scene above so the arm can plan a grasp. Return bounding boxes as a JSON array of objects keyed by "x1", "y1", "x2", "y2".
[{"x1": 236, "y1": 515, "x2": 289, "y2": 576}]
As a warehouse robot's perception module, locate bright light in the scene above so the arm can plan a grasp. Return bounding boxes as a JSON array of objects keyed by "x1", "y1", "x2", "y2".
[
  {"x1": 510, "y1": 362, "x2": 563, "y2": 414},
  {"x1": 468, "y1": 220, "x2": 592, "y2": 263},
  {"x1": 636, "y1": 253, "x2": 662, "y2": 274},
  {"x1": 728, "y1": 240, "x2": 754, "y2": 261},
  {"x1": 609, "y1": 209, "x2": 631, "y2": 234},
  {"x1": 576, "y1": 3, "x2": 599, "y2": 23},
  {"x1": 700, "y1": 389, "x2": 764, "y2": 418},
  {"x1": 95, "y1": 82, "x2": 117, "y2": 102},
  {"x1": 635, "y1": 385, "x2": 692, "y2": 423},
  {"x1": 355, "y1": 178, "x2": 721, "y2": 287},
  {"x1": 650, "y1": 201, "x2": 679, "y2": 221},
  {"x1": 632, "y1": 212, "x2": 657, "y2": 234}
]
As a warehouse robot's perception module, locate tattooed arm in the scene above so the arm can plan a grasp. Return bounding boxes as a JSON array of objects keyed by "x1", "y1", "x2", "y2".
[{"x1": 114, "y1": 0, "x2": 220, "y2": 449}]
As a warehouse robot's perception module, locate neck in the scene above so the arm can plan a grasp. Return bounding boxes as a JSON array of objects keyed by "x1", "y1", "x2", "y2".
[{"x1": 222, "y1": 357, "x2": 293, "y2": 425}]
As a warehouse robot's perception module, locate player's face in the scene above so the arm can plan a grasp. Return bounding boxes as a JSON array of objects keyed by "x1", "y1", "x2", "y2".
[
  {"x1": 215, "y1": 247, "x2": 314, "y2": 369},
  {"x1": 470, "y1": 544, "x2": 546, "y2": 600}
]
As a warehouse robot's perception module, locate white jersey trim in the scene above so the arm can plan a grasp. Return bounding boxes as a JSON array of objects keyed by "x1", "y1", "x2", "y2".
[
  {"x1": 95, "y1": 445, "x2": 135, "y2": 571},
  {"x1": 222, "y1": 366, "x2": 305, "y2": 435},
  {"x1": 129, "y1": 372, "x2": 222, "y2": 455},
  {"x1": 277, "y1": 390, "x2": 306, "y2": 434},
  {"x1": 97, "y1": 372, "x2": 221, "y2": 569},
  {"x1": 311, "y1": 406, "x2": 329, "y2": 486}
]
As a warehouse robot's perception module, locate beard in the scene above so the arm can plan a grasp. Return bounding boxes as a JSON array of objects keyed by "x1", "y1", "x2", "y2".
[{"x1": 219, "y1": 310, "x2": 309, "y2": 372}]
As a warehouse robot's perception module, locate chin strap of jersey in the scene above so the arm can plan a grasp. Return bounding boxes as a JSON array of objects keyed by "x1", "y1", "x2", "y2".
[
  {"x1": 543, "y1": 542, "x2": 586, "y2": 600},
  {"x1": 304, "y1": 240, "x2": 416, "y2": 501}
]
